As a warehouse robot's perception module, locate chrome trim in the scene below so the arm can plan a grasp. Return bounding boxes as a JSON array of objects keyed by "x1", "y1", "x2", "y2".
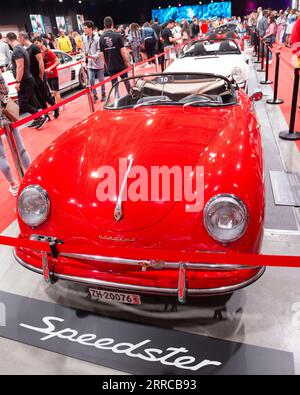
[
  {"x1": 14, "y1": 252, "x2": 265, "y2": 296},
  {"x1": 204, "y1": 194, "x2": 249, "y2": 243},
  {"x1": 42, "y1": 251, "x2": 50, "y2": 283},
  {"x1": 178, "y1": 262, "x2": 187, "y2": 303},
  {"x1": 114, "y1": 156, "x2": 134, "y2": 222},
  {"x1": 60, "y1": 252, "x2": 258, "y2": 271}
]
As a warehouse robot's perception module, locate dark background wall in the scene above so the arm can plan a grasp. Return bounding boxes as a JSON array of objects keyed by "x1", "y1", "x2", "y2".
[{"x1": 0, "y1": 0, "x2": 293, "y2": 32}]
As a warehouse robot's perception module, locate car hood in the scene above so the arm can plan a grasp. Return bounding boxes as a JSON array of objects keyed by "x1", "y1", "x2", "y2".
[
  {"x1": 166, "y1": 55, "x2": 249, "y2": 80},
  {"x1": 23, "y1": 106, "x2": 236, "y2": 234}
]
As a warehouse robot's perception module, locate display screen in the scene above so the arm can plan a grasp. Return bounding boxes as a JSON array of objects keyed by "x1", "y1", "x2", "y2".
[
  {"x1": 29, "y1": 14, "x2": 46, "y2": 34},
  {"x1": 56, "y1": 16, "x2": 67, "y2": 32},
  {"x1": 77, "y1": 14, "x2": 85, "y2": 33},
  {"x1": 152, "y1": 1, "x2": 232, "y2": 23}
]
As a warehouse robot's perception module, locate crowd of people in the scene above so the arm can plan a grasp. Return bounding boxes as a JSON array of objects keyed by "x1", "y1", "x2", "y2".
[{"x1": 246, "y1": 6, "x2": 300, "y2": 63}]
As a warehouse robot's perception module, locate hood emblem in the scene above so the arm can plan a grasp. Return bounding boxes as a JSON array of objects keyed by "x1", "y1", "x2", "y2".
[
  {"x1": 114, "y1": 155, "x2": 134, "y2": 222},
  {"x1": 114, "y1": 207, "x2": 123, "y2": 222}
]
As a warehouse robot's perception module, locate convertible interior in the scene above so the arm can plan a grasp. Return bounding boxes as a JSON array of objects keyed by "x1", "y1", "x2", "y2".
[
  {"x1": 105, "y1": 73, "x2": 237, "y2": 109},
  {"x1": 181, "y1": 40, "x2": 241, "y2": 58}
]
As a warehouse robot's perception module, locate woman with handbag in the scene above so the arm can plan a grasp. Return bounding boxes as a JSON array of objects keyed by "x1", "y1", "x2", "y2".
[
  {"x1": 128, "y1": 23, "x2": 142, "y2": 64},
  {"x1": 276, "y1": 10, "x2": 287, "y2": 49},
  {"x1": 285, "y1": 9, "x2": 297, "y2": 48},
  {"x1": 263, "y1": 15, "x2": 277, "y2": 64},
  {"x1": 0, "y1": 71, "x2": 31, "y2": 196}
]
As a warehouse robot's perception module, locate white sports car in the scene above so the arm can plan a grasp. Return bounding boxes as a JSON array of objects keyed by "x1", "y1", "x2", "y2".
[
  {"x1": 2, "y1": 50, "x2": 87, "y2": 100},
  {"x1": 166, "y1": 40, "x2": 249, "y2": 91}
]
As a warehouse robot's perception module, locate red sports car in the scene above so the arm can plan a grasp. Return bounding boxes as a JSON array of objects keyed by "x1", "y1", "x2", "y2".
[
  {"x1": 204, "y1": 23, "x2": 240, "y2": 41},
  {"x1": 14, "y1": 72, "x2": 265, "y2": 305}
]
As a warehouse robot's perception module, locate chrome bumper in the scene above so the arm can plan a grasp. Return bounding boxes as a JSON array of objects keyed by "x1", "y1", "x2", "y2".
[{"x1": 14, "y1": 250, "x2": 265, "y2": 303}]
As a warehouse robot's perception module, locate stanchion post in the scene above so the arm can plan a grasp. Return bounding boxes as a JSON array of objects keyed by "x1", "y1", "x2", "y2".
[
  {"x1": 267, "y1": 52, "x2": 284, "y2": 105},
  {"x1": 86, "y1": 86, "x2": 96, "y2": 113},
  {"x1": 254, "y1": 35, "x2": 261, "y2": 64},
  {"x1": 260, "y1": 46, "x2": 273, "y2": 84},
  {"x1": 279, "y1": 68, "x2": 300, "y2": 140},
  {"x1": 4, "y1": 123, "x2": 24, "y2": 181},
  {"x1": 254, "y1": 40, "x2": 258, "y2": 57},
  {"x1": 155, "y1": 55, "x2": 159, "y2": 72},
  {"x1": 257, "y1": 39, "x2": 265, "y2": 72}
]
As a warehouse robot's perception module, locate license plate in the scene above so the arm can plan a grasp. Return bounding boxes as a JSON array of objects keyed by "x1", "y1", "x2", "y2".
[{"x1": 89, "y1": 288, "x2": 141, "y2": 305}]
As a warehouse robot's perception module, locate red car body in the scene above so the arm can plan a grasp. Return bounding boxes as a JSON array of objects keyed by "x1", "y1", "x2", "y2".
[{"x1": 15, "y1": 73, "x2": 265, "y2": 303}]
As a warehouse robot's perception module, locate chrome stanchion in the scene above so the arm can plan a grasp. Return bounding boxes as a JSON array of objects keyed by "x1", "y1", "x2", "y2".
[
  {"x1": 4, "y1": 123, "x2": 24, "y2": 181},
  {"x1": 86, "y1": 85, "x2": 96, "y2": 113},
  {"x1": 279, "y1": 68, "x2": 300, "y2": 140},
  {"x1": 155, "y1": 55, "x2": 159, "y2": 72}
]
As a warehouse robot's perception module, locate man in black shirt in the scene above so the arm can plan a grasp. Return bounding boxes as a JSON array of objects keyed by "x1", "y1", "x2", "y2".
[
  {"x1": 151, "y1": 18, "x2": 161, "y2": 39},
  {"x1": 6, "y1": 32, "x2": 48, "y2": 129},
  {"x1": 190, "y1": 17, "x2": 200, "y2": 38},
  {"x1": 161, "y1": 19, "x2": 176, "y2": 67},
  {"x1": 100, "y1": 16, "x2": 131, "y2": 98},
  {"x1": 19, "y1": 32, "x2": 58, "y2": 120}
]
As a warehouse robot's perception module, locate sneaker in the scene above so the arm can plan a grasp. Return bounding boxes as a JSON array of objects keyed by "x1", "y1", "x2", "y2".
[
  {"x1": 54, "y1": 108, "x2": 60, "y2": 119},
  {"x1": 93, "y1": 94, "x2": 99, "y2": 103},
  {"x1": 9, "y1": 184, "x2": 19, "y2": 197},
  {"x1": 35, "y1": 116, "x2": 49, "y2": 130},
  {"x1": 100, "y1": 95, "x2": 106, "y2": 102},
  {"x1": 28, "y1": 120, "x2": 39, "y2": 128}
]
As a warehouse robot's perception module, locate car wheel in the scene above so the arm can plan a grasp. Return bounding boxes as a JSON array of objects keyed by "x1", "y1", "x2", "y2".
[{"x1": 79, "y1": 68, "x2": 87, "y2": 88}]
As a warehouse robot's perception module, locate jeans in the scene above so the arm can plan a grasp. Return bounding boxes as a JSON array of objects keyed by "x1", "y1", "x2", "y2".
[
  {"x1": 88, "y1": 68, "x2": 105, "y2": 96},
  {"x1": 111, "y1": 72, "x2": 131, "y2": 99},
  {"x1": 0, "y1": 128, "x2": 31, "y2": 183},
  {"x1": 131, "y1": 44, "x2": 141, "y2": 64}
]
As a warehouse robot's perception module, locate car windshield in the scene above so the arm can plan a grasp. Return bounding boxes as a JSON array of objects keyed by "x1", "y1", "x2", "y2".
[
  {"x1": 217, "y1": 24, "x2": 238, "y2": 33},
  {"x1": 104, "y1": 72, "x2": 237, "y2": 110},
  {"x1": 181, "y1": 40, "x2": 241, "y2": 58}
]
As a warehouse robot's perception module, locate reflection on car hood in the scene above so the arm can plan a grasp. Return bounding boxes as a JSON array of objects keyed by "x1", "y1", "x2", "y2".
[{"x1": 23, "y1": 106, "x2": 237, "y2": 234}]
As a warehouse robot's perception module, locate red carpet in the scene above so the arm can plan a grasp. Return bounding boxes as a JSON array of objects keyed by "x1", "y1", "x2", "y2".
[{"x1": 266, "y1": 44, "x2": 300, "y2": 152}]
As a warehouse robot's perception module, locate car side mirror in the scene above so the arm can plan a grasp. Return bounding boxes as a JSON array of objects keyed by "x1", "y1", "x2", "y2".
[{"x1": 249, "y1": 91, "x2": 263, "y2": 102}]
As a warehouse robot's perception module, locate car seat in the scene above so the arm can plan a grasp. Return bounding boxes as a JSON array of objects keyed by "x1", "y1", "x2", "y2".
[
  {"x1": 193, "y1": 42, "x2": 207, "y2": 56},
  {"x1": 219, "y1": 40, "x2": 233, "y2": 52}
]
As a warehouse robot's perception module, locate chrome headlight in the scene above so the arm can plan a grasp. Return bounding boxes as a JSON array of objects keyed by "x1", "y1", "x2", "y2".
[
  {"x1": 204, "y1": 194, "x2": 248, "y2": 243},
  {"x1": 231, "y1": 67, "x2": 244, "y2": 82},
  {"x1": 18, "y1": 185, "x2": 50, "y2": 227}
]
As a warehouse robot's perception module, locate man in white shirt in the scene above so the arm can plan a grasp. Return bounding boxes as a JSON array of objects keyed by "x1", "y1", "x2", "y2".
[{"x1": 0, "y1": 33, "x2": 12, "y2": 67}]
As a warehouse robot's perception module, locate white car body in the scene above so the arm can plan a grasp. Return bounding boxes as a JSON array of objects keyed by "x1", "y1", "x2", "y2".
[
  {"x1": 166, "y1": 40, "x2": 249, "y2": 91},
  {"x1": 2, "y1": 50, "x2": 86, "y2": 99}
]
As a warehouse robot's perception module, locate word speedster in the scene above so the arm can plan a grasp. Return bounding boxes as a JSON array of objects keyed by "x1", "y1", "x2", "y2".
[{"x1": 20, "y1": 316, "x2": 222, "y2": 372}]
